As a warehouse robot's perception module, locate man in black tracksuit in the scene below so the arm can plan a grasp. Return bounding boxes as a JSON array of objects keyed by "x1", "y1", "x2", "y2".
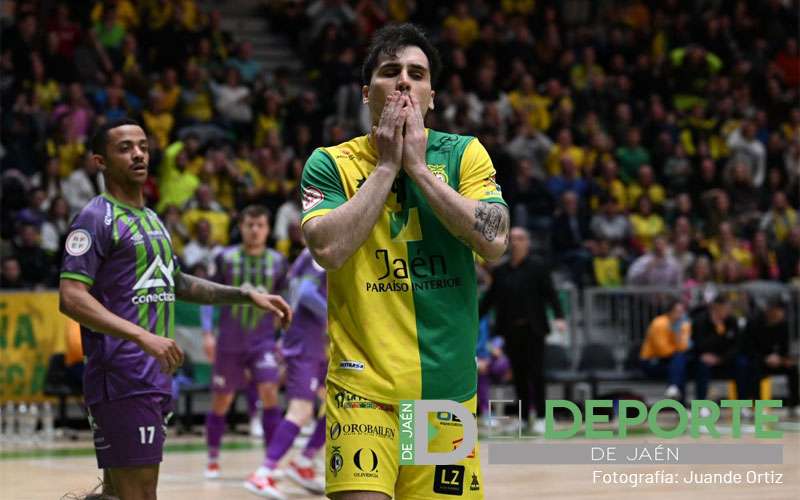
[
  {"x1": 691, "y1": 295, "x2": 750, "y2": 400},
  {"x1": 480, "y1": 226, "x2": 565, "y2": 432},
  {"x1": 743, "y1": 299, "x2": 799, "y2": 411}
]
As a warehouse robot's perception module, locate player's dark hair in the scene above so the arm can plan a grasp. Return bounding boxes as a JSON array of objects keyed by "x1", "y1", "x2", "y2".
[
  {"x1": 90, "y1": 117, "x2": 142, "y2": 157},
  {"x1": 361, "y1": 23, "x2": 441, "y2": 86},
  {"x1": 240, "y1": 204, "x2": 271, "y2": 224}
]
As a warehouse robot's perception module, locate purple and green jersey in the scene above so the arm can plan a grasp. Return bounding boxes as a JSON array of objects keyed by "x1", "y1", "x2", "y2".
[
  {"x1": 60, "y1": 193, "x2": 180, "y2": 407},
  {"x1": 211, "y1": 246, "x2": 288, "y2": 352},
  {"x1": 282, "y1": 248, "x2": 328, "y2": 360}
]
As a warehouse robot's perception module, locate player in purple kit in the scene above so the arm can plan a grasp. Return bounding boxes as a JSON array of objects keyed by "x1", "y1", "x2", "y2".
[
  {"x1": 257, "y1": 247, "x2": 328, "y2": 498},
  {"x1": 59, "y1": 118, "x2": 292, "y2": 500},
  {"x1": 199, "y1": 205, "x2": 291, "y2": 498}
]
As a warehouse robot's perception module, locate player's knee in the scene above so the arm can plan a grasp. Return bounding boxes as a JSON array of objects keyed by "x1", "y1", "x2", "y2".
[
  {"x1": 286, "y1": 400, "x2": 313, "y2": 425},
  {"x1": 210, "y1": 393, "x2": 234, "y2": 414}
]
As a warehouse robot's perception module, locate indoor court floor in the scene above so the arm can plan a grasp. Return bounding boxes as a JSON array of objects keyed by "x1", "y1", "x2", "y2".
[{"x1": 2, "y1": 428, "x2": 798, "y2": 499}]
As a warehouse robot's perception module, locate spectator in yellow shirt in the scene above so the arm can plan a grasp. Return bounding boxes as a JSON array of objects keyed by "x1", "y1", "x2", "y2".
[
  {"x1": 442, "y1": 2, "x2": 479, "y2": 48},
  {"x1": 142, "y1": 92, "x2": 174, "y2": 150},
  {"x1": 546, "y1": 128, "x2": 585, "y2": 176},
  {"x1": 640, "y1": 300, "x2": 691, "y2": 400},
  {"x1": 508, "y1": 74, "x2": 551, "y2": 133},
  {"x1": 182, "y1": 184, "x2": 231, "y2": 246},
  {"x1": 626, "y1": 164, "x2": 666, "y2": 209},
  {"x1": 152, "y1": 67, "x2": 182, "y2": 113},
  {"x1": 629, "y1": 195, "x2": 665, "y2": 252}
]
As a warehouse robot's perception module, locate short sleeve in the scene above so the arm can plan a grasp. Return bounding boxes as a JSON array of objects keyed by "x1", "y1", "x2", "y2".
[
  {"x1": 458, "y1": 138, "x2": 507, "y2": 206},
  {"x1": 300, "y1": 148, "x2": 348, "y2": 225},
  {"x1": 60, "y1": 202, "x2": 114, "y2": 286}
]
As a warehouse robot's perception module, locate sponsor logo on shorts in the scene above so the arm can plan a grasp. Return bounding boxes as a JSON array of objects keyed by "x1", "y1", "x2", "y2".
[
  {"x1": 65, "y1": 229, "x2": 92, "y2": 256},
  {"x1": 330, "y1": 445, "x2": 343, "y2": 477},
  {"x1": 353, "y1": 448, "x2": 379, "y2": 478},
  {"x1": 256, "y1": 352, "x2": 278, "y2": 369},
  {"x1": 470, "y1": 472, "x2": 480, "y2": 491},
  {"x1": 302, "y1": 185, "x2": 324, "y2": 211},
  {"x1": 433, "y1": 465, "x2": 465, "y2": 495},
  {"x1": 436, "y1": 411, "x2": 464, "y2": 427},
  {"x1": 333, "y1": 423, "x2": 395, "y2": 440},
  {"x1": 333, "y1": 390, "x2": 393, "y2": 412},
  {"x1": 338, "y1": 360, "x2": 364, "y2": 371}
]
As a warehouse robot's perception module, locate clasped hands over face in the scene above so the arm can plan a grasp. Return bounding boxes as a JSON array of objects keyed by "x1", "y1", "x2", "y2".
[{"x1": 371, "y1": 90, "x2": 427, "y2": 175}]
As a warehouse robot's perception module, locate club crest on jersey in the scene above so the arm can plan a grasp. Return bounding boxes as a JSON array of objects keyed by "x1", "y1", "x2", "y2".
[
  {"x1": 302, "y1": 185, "x2": 324, "y2": 211},
  {"x1": 427, "y1": 164, "x2": 448, "y2": 184},
  {"x1": 65, "y1": 229, "x2": 92, "y2": 256}
]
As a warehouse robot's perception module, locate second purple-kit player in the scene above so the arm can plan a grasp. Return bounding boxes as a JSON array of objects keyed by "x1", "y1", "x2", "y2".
[
  {"x1": 257, "y1": 247, "x2": 328, "y2": 498},
  {"x1": 201, "y1": 205, "x2": 289, "y2": 498}
]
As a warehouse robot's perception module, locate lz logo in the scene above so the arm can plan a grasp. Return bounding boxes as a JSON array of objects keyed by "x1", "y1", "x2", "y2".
[
  {"x1": 433, "y1": 465, "x2": 464, "y2": 495},
  {"x1": 133, "y1": 255, "x2": 175, "y2": 290}
]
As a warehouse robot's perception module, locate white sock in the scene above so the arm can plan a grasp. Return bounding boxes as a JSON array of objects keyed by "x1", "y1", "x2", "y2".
[
  {"x1": 256, "y1": 465, "x2": 272, "y2": 478},
  {"x1": 294, "y1": 454, "x2": 312, "y2": 468}
]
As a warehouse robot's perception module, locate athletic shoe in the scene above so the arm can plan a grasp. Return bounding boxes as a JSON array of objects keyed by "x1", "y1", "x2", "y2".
[
  {"x1": 250, "y1": 415, "x2": 264, "y2": 438},
  {"x1": 204, "y1": 462, "x2": 220, "y2": 479},
  {"x1": 243, "y1": 471, "x2": 286, "y2": 499},
  {"x1": 286, "y1": 460, "x2": 325, "y2": 494},
  {"x1": 664, "y1": 385, "x2": 681, "y2": 399}
]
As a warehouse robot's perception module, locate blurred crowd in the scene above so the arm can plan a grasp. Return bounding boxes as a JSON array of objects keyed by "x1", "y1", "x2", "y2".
[{"x1": 1, "y1": 0, "x2": 799, "y2": 292}]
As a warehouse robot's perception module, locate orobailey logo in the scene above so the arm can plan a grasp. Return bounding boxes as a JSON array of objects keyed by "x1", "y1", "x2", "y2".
[{"x1": 131, "y1": 255, "x2": 176, "y2": 304}]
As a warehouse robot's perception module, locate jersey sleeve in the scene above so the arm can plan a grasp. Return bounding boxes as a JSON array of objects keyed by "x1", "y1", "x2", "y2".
[
  {"x1": 300, "y1": 148, "x2": 348, "y2": 225},
  {"x1": 59, "y1": 203, "x2": 114, "y2": 286},
  {"x1": 458, "y1": 138, "x2": 507, "y2": 206}
]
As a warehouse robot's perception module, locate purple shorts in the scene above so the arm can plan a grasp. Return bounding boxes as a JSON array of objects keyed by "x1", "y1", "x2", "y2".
[
  {"x1": 87, "y1": 394, "x2": 173, "y2": 469},
  {"x1": 211, "y1": 347, "x2": 281, "y2": 393},
  {"x1": 284, "y1": 355, "x2": 327, "y2": 401}
]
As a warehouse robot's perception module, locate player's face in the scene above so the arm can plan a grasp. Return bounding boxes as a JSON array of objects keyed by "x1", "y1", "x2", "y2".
[
  {"x1": 240, "y1": 215, "x2": 269, "y2": 248},
  {"x1": 95, "y1": 125, "x2": 149, "y2": 186},
  {"x1": 363, "y1": 45, "x2": 435, "y2": 125}
]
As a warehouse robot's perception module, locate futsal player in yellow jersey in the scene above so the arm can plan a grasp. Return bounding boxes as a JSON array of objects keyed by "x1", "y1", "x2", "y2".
[{"x1": 301, "y1": 24, "x2": 509, "y2": 500}]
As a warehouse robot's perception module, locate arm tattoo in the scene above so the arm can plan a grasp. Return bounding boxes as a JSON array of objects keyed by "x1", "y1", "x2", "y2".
[
  {"x1": 175, "y1": 272, "x2": 251, "y2": 305},
  {"x1": 473, "y1": 202, "x2": 506, "y2": 242}
]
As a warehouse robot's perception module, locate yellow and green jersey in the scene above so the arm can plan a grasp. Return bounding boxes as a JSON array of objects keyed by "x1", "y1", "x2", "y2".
[{"x1": 300, "y1": 129, "x2": 506, "y2": 404}]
